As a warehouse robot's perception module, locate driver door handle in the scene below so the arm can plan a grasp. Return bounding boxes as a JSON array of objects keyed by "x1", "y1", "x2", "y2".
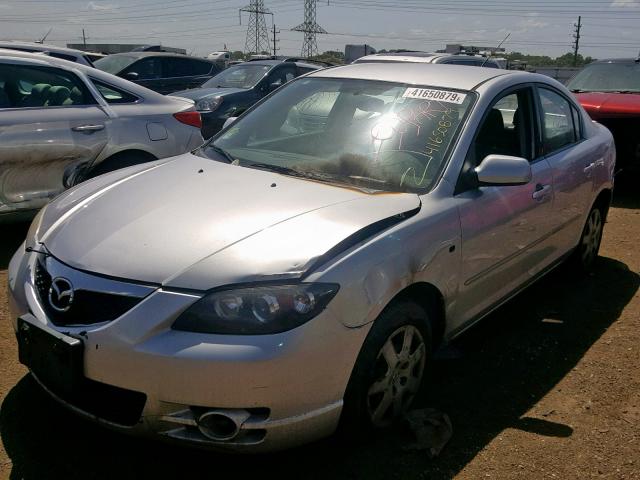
[
  {"x1": 72, "y1": 124, "x2": 105, "y2": 133},
  {"x1": 532, "y1": 184, "x2": 551, "y2": 200}
]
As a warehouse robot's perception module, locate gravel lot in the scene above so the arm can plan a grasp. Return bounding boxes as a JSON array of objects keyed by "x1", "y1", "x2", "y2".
[{"x1": 1, "y1": 174, "x2": 638, "y2": 480}]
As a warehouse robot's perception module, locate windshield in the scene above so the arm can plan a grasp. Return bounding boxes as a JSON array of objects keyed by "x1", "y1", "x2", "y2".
[
  {"x1": 93, "y1": 55, "x2": 137, "y2": 74},
  {"x1": 567, "y1": 62, "x2": 640, "y2": 93},
  {"x1": 202, "y1": 64, "x2": 271, "y2": 89},
  {"x1": 198, "y1": 77, "x2": 474, "y2": 194}
]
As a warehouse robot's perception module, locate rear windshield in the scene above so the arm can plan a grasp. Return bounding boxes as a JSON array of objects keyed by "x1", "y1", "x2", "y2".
[
  {"x1": 567, "y1": 62, "x2": 640, "y2": 93},
  {"x1": 93, "y1": 55, "x2": 137, "y2": 74},
  {"x1": 202, "y1": 64, "x2": 271, "y2": 89}
]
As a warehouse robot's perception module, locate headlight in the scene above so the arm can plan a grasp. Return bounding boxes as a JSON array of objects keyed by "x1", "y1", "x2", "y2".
[
  {"x1": 196, "y1": 96, "x2": 223, "y2": 112},
  {"x1": 172, "y1": 283, "x2": 339, "y2": 335},
  {"x1": 25, "y1": 206, "x2": 46, "y2": 251}
]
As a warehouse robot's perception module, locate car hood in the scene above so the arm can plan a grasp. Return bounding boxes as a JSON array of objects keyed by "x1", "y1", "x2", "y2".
[
  {"x1": 171, "y1": 87, "x2": 246, "y2": 101},
  {"x1": 574, "y1": 92, "x2": 640, "y2": 118},
  {"x1": 40, "y1": 154, "x2": 420, "y2": 290}
]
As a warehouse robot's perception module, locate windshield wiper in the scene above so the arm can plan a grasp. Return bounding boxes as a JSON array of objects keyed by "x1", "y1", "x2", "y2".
[
  {"x1": 246, "y1": 163, "x2": 313, "y2": 177},
  {"x1": 207, "y1": 144, "x2": 235, "y2": 163}
]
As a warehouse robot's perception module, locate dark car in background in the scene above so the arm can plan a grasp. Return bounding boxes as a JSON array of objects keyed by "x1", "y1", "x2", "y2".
[
  {"x1": 568, "y1": 58, "x2": 640, "y2": 172},
  {"x1": 172, "y1": 58, "x2": 324, "y2": 138},
  {"x1": 93, "y1": 52, "x2": 221, "y2": 95}
]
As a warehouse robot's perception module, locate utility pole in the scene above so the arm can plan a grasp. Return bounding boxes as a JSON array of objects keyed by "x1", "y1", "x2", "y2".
[
  {"x1": 82, "y1": 29, "x2": 87, "y2": 48},
  {"x1": 272, "y1": 24, "x2": 280, "y2": 57},
  {"x1": 292, "y1": 0, "x2": 327, "y2": 58},
  {"x1": 239, "y1": 0, "x2": 272, "y2": 55},
  {"x1": 573, "y1": 16, "x2": 582, "y2": 67}
]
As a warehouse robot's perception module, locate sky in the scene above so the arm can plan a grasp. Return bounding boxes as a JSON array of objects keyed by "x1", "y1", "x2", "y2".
[{"x1": 0, "y1": 0, "x2": 639, "y2": 60}]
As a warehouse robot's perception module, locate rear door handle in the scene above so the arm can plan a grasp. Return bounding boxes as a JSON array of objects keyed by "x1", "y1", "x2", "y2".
[
  {"x1": 71, "y1": 124, "x2": 105, "y2": 133},
  {"x1": 532, "y1": 184, "x2": 551, "y2": 200}
]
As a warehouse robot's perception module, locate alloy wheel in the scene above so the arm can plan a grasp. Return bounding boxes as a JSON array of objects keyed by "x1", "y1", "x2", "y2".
[
  {"x1": 582, "y1": 208, "x2": 603, "y2": 266},
  {"x1": 366, "y1": 325, "x2": 426, "y2": 427}
]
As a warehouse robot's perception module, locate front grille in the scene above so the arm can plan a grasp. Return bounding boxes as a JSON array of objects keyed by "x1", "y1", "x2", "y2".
[
  {"x1": 35, "y1": 371, "x2": 147, "y2": 427},
  {"x1": 34, "y1": 256, "x2": 153, "y2": 327}
]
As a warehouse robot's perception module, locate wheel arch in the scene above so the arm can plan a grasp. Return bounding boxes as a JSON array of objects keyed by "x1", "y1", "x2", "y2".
[
  {"x1": 593, "y1": 188, "x2": 612, "y2": 221},
  {"x1": 384, "y1": 282, "x2": 447, "y2": 349},
  {"x1": 87, "y1": 149, "x2": 158, "y2": 179}
]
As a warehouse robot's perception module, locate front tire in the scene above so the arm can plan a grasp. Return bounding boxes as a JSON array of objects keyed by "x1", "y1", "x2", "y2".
[{"x1": 341, "y1": 301, "x2": 432, "y2": 432}]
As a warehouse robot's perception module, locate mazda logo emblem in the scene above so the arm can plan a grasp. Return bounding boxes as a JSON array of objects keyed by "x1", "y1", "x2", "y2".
[{"x1": 48, "y1": 277, "x2": 74, "y2": 313}]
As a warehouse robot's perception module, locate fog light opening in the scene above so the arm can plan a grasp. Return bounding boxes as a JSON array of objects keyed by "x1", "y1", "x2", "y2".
[{"x1": 197, "y1": 412, "x2": 241, "y2": 441}]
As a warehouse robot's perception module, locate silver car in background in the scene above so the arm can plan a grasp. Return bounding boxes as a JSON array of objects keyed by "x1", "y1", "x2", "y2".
[
  {"x1": 0, "y1": 41, "x2": 98, "y2": 66},
  {"x1": 0, "y1": 49, "x2": 204, "y2": 220},
  {"x1": 8, "y1": 64, "x2": 615, "y2": 452}
]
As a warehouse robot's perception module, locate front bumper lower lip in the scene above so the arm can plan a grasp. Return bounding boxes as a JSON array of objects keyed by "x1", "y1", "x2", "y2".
[{"x1": 32, "y1": 369, "x2": 343, "y2": 452}]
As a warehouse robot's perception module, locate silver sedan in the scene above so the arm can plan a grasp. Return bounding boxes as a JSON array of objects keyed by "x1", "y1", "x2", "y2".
[
  {"x1": 0, "y1": 49, "x2": 204, "y2": 221},
  {"x1": 7, "y1": 63, "x2": 615, "y2": 452}
]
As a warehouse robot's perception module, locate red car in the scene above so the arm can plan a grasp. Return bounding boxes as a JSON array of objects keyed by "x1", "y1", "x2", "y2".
[{"x1": 567, "y1": 58, "x2": 640, "y2": 171}]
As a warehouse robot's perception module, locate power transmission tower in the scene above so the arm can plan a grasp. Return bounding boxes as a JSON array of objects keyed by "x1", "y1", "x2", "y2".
[
  {"x1": 82, "y1": 29, "x2": 87, "y2": 48},
  {"x1": 573, "y1": 16, "x2": 582, "y2": 67},
  {"x1": 292, "y1": 0, "x2": 327, "y2": 58},
  {"x1": 240, "y1": 0, "x2": 271, "y2": 55}
]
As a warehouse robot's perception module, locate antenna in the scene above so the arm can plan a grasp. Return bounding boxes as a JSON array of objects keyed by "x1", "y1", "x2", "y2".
[
  {"x1": 481, "y1": 32, "x2": 510, "y2": 67},
  {"x1": 36, "y1": 28, "x2": 53, "y2": 44}
]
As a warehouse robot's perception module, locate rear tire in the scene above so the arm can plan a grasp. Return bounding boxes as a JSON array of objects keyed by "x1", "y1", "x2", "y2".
[
  {"x1": 569, "y1": 205, "x2": 605, "y2": 274},
  {"x1": 340, "y1": 301, "x2": 432, "y2": 433}
]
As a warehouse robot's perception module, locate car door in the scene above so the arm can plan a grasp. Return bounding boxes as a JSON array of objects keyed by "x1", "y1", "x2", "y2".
[
  {"x1": 260, "y1": 65, "x2": 297, "y2": 97},
  {"x1": 0, "y1": 62, "x2": 108, "y2": 214},
  {"x1": 453, "y1": 86, "x2": 557, "y2": 328},
  {"x1": 121, "y1": 57, "x2": 163, "y2": 93},
  {"x1": 535, "y1": 85, "x2": 599, "y2": 253},
  {"x1": 162, "y1": 57, "x2": 216, "y2": 93}
]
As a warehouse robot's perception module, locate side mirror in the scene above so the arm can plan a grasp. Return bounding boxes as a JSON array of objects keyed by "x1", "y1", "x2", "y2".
[
  {"x1": 123, "y1": 71, "x2": 139, "y2": 81},
  {"x1": 223, "y1": 117, "x2": 238, "y2": 129},
  {"x1": 269, "y1": 81, "x2": 282, "y2": 92},
  {"x1": 474, "y1": 154, "x2": 532, "y2": 186}
]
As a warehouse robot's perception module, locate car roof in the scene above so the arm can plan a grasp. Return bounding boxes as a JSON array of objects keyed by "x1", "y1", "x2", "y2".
[
  {"x1": 108, "y1": 52, "x2": 214, "y2": 61},
  {"x1": 355, "y1": 52, "x2": 496, "y2": 64},
  {"x1": 239, "y1": 59, "x2": 322, "y2": 69},
  {"x1": 0, "y1": 48, "x2": 172, "y2": 100},
  {"x1": 356, "y1": 53, "x2": 440, "y2": 63},
  {"x1": 309, "y1": 62, "x2": 510, "y2": 91},
  {"x1": 0, "y1": 41, "x2": 88, "y2": 57}
]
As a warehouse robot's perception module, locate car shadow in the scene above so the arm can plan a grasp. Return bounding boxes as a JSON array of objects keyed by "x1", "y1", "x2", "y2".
[
  {"x1": 0, "y1": 222, "x2": 28, "y2": 270},
  {"x1": 612, "y1": 168, "x2": 640, "y2": 209},
  {"x1": 1, "y1": 256, "x2": 638, "y2": 480}
]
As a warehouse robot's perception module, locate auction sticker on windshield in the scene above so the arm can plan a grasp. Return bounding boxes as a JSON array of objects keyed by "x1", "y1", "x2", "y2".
[{"x1": 402, "y1": 87, "x2": 467, "y2": 105}]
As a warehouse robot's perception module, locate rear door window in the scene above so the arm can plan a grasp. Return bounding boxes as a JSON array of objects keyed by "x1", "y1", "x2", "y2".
[
  {"x1": 91, "y1": 79, "x2": 139, "y2": 103},
  {"x1": 124, "y1": 58, "x2": 162, "y2": 80},
  {"x1": 0, "y1": 64, "x2": 95, "y2": 108},
  {"x1": 537, "y1": 87, "x2": 577, "y2": 153},
  {"x1": 164, "y1": 58, "x2": 213, "y2": 78}
]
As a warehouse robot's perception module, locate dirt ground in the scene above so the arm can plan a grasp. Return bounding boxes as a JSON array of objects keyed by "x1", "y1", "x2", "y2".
[{"x1": 0, "y1": 175, "x2": 638, "y2": 480}]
